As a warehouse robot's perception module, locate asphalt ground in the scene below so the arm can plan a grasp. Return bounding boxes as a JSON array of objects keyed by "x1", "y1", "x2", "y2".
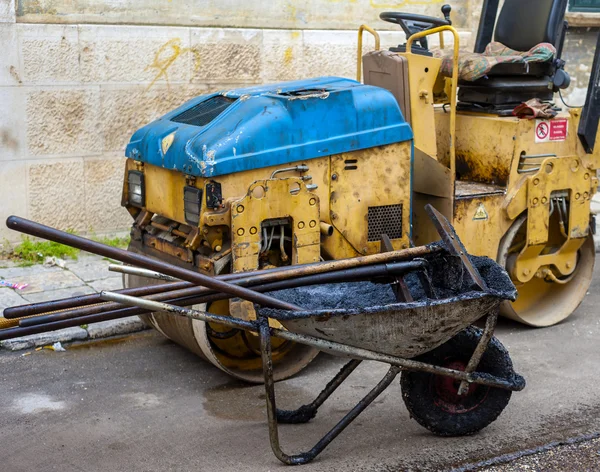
[{"x1": 1, "y1": 264, "x2": 600, "y2": 471}]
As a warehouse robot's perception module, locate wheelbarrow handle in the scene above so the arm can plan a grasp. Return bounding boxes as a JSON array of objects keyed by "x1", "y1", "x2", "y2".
[{"x1": 100, "y1": 291, "x2": 525, "y2": 392}]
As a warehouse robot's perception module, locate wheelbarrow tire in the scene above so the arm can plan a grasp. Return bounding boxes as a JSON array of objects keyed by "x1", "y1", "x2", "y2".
[{"x1": 400, "y1": 326, "x2": 513, "y2": 437}]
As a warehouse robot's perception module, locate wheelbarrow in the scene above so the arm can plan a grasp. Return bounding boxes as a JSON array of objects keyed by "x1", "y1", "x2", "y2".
[{"x1": 101, "y1": 206, "x2": 525, "y2": 465}]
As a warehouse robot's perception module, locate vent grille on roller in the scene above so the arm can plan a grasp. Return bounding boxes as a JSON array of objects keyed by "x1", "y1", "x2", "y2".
[
  {"x1": 171, "y1": 96, "x2": 236, "y2": 127},
  {"x1": 367, "y1": 204, "x2": 403, "y2": 242}
]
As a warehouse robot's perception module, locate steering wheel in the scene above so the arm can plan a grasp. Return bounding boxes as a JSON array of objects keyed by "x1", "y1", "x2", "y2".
[{"x1": 380, "y1": 5, "x2": 451, "y2": 50}]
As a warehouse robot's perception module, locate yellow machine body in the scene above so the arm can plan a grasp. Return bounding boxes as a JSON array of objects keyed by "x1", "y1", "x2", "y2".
[
  {"x1": 361, "y1": 24, "x2": 598, "y2": 326},
  {"x1": 122, "y1": 141, "x2": 413, "y2": 382},
  {"x1": 122, "y1": 22, "x2": 599, "y2": 381}
]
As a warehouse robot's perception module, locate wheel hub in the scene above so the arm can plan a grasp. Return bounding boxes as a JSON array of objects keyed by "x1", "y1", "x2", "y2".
[{"x1": 432, "y1": 359, "x2": 488, "y2": 414}]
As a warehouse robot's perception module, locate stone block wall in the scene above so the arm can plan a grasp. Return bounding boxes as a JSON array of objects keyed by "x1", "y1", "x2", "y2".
[
  {"x1": 0, "y1": 0, "x2": 477, "y2": 242},
  {"x1": 4, "y1": 0, "x2": 597, "y2": 243}
]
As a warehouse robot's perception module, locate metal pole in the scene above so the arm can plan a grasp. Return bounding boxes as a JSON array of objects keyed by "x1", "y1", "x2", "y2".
[
  {"x1": 3, "y1": 281, "x2": 189, "y2": 319},
  {"x1": 6, "y1": 216, "x2": 302, "y2": 311},
  {"x1": 4, "y1": 217, "x2": 440, "y2": 319},
  {"x1": 99, "y1": 293, "x2": 525, "y2": 392},
  {"x1": 108, "y1": 265, "x2": 179, "y2": 282},
  {"x1": 17, "y1": 261, "x2": 425, "y2": 328}
]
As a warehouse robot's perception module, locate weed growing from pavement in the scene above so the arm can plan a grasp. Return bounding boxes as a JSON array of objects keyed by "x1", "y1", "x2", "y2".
[
  {"x1": 92, "y1": 235, "x2": 130, "y2": 249},
  {"x1": 3, "y1": 232, "x2": 129, "y2": 266},
  {"x1": 13, "y1": 235, "x2": 80, "y2": 264}
]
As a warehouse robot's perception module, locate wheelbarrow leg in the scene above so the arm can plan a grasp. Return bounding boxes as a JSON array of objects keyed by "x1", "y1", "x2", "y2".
[
  {"x1": 259, "y1": 317, "x2": 400, "y2": 466},
  {"x1": 457, "y1": 308, "x2": 499, "y2": 395},
  {"x1": 276, "y1": 359, "x2": 362, "y2": 424}
]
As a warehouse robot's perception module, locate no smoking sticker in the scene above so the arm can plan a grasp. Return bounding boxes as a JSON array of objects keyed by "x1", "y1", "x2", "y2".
[{"x1": 535, "y1": 119, "x2": 568, "y2": 143}]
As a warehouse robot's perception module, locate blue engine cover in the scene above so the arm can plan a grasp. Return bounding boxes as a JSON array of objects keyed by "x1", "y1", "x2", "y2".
[{"x1": 126, "y1": 77, "x2": 413, "y2": 177}]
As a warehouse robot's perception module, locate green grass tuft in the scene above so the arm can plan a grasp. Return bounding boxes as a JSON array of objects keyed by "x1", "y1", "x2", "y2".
[
  {"x1": 5, "y1": 232, "x2": 129, "y2": 266},
  {"x1": 92, "y1": 235, "x2": 130, "y2": 249},
  {"x1": 13, "y1": 236, "x2": 80, "y2": 263}
]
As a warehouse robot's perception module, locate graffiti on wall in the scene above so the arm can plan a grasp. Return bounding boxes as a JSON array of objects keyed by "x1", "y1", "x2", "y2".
[{"x1": 146, "y1": 38, "x2": 201, "y2": 89}]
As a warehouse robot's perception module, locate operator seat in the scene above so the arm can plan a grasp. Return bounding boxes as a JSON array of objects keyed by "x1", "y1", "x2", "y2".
[{"x1": 456, "y1": 0, "x2": 570, "y2": 111}]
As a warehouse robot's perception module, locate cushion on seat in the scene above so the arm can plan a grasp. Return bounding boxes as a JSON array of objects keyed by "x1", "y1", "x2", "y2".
[{"x1": 436, "y1": 42, "x2": 556, "y2": 82}]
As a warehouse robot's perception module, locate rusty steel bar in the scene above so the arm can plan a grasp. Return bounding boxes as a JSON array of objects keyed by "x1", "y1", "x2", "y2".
[
  {"x1": 2, "y1": 261, "x2": 425, "y2": 340},
  {"x1": 6, "y1": 216, "x2": 303, "y2": 311},
  {"x1": 19, "y1": 261, "x2": 425, "y2": 328},
  {"x1": 108, "y1": 265, "x2": 180, "y2": 282},
  {"x1": 276, "y1": 359, "x2": 363, "y2": 424},
  {"x1": 4, "y1": 219, "x2": 441, "y2": 320},
  {"x1": 148, "y1": 221, "x2": 189, "y2": 239},
  {"x1": 100, "y1": 293, "x2": 526, "y2": 392},
  {"x1": 457, "y1": 309, "x2": 499, "y2": 396},
  {"x1": 260, "y1": 314, "x2": 400, "y2": 465},
  {"x1": 3, "y1": 281, "x2": 189, "y2": 320},
  {"x1": 0, "y1": 293, "x2": 243, "y2": 342},
  {"x1": 18, "y1": 286, "x2": 205, "y2": 327},
  {"x1": 7, "y1": 263, "x2": 295, "y2": 319}
]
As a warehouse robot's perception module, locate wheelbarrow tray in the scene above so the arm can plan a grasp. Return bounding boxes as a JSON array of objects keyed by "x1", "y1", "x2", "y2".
[{"x1": 260, "y1": 255, "x2": 517, "y2": 359}]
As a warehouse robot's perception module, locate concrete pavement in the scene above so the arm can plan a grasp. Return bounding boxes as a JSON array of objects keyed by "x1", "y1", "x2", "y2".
[
  {"x1": 0, "y1": 255, "x2": 149, "y2": 350},
  {"x1": 1, "y1": 263, "x2": 600, "y2": 470}
]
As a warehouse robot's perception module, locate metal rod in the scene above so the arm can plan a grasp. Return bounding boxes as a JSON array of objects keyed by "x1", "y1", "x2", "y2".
[
  {"x1": 271, "y1": 328, "x2": 522, "y2": 391},
  {"x1": 457, "y1": 309, "x2": 499, "y2": 395},
  {"x1": 519, "y1": 153, "x2": 556, "y2": 159},
  {"x1": 276, "y1": 359, "x2": 362, "y2": 424},
  {"x1": 260, "y1": 314, "x2": 399, "y2": 465},
  {"x1": 148, "y1": 221, "x2": 189, "y2": 239},
  {"x1": 6, "y1": 215, "x2": 303, "y2": 312},
  {"x1": 108, "y1": 265, "x2": 179, "y2": 282},
  {"x1": 4, "y1": 220, "x2": 441, "y2": 319},
  {"x1": 19, "y1": 261, "x2": 425, "y2": 328},
  {"x1": 3, "y1": 280, "x2": 189, "y2": 319},
  {"x1": 98, "y1": 294, "x2": 526, "y2": 392}
]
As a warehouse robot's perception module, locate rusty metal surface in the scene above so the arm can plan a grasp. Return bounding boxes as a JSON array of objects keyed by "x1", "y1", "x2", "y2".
[
  {"x1": 5, "y1": 215, "x2": 303, "y2": 311},
  {"x1": 274, "y1": 295, "x2": 501, "y2": 359},
  {"x1": 99, "y1": 292, "x2": 524, "y2": 392},
  {"x1": 454, "y1": 181, "x2": 505, "y2": 198},
  {"x1": 426, "y1": 204, "x2": 487, "y2": 291},
  {"x1": 2, "y1": 280, "x2": 188, "y2": 319},
  {"x1": 452, "y1": 190, "x2": 507, "y2": 257},
  {"x1": 12, "y1": 261, "x2": 426, "y2": 331},
  {"x1": 143, "y1": 233, "x2": 194, "y2": 264},
  {"x1": 329, "y1": 143, "x2": 412, "y2": 255},
  {"x1": 230, "y1": 178, "x2": 321, "y2": 271}
]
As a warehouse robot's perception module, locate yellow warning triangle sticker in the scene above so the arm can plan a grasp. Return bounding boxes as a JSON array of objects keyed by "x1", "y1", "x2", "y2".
[{"x1": 473, "y1": 203, "x2": 489, "y2": 221}]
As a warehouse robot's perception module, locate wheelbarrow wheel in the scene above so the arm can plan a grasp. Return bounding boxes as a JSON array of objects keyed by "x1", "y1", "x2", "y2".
[{"x1": 400, "y1": 326, "x2": 513, "y2": 436}]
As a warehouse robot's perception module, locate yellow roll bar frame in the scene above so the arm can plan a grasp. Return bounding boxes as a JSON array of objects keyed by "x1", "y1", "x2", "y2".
[
  {"x1": 406, "y1": 26, "x2": 460, "y2": 177},
  {"x1": 356, "y1": 25, "x2": 380, "y2": 82}
]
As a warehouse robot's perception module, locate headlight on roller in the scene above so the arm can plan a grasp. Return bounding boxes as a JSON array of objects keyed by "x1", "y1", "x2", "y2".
[
  {"x1": 183, "y1": 186, "x2": 203, "y2": 225},
  {"x1": 127, "y1": 170, "x2": 145, "y2": 208}
]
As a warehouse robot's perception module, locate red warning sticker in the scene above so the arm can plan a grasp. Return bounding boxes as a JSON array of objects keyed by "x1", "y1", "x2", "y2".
[{"x1": 535, "y1": 119, "x2": 568, "y2": 143}]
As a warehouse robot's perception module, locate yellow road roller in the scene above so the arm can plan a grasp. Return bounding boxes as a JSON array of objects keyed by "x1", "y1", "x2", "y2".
[{"x1": 121, "y1": 0, "x2": 600, "y2": 381}]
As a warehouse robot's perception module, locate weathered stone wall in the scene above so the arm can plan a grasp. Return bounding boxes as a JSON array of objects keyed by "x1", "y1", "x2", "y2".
[
  {"x1": 14, "y1": 0, "x2": 476, "y2": 30},
  {"x1": 0, "y1": 0, "x2": 476, "y2": 242},
  {"x1": 1, "y1": 0, "x2": 597, "y2": 243}
]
